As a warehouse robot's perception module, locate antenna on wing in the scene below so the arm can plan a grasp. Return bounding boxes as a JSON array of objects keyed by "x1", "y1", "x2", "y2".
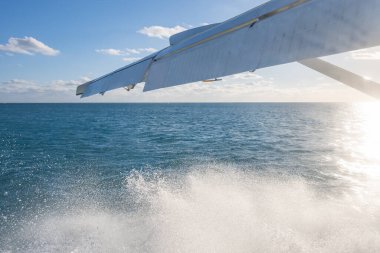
[
  {"x1": 202, "y1": 78, "x2": 223, "y2": 83},
  {"x1": 124, "y1": 84, "x2": 136, "y2": 92}
]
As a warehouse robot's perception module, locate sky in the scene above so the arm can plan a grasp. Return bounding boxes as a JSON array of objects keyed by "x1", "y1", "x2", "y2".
[{"x1": 1, "y1": 0, "x2": 380, "y2": 103}]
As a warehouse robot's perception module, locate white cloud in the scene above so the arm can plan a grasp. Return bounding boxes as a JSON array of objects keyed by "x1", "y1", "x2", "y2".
[
  {"x1": 0, "y1": 77, "x2": 90, "y2": 94},
  {"x1": 0, "y1": 37, "x2": 60, "y2": 56},
  {"x1": 139, "y1": 48, "x2": 157, "y2": 53},
  {"x1": 122, "y1": 57, "x2": 141, "y2": 63},
  {"x1": 124, "y1": 48, "x2": 140, "y2": 54},
  {"x1": 351, "y1": 48, "x2": 380, "y2": 60},
  {"x1": 138, "y1": 25, "x2": 187, "y2": 39},
  {"x1": 126, "y1": 48, "x2": 157, "y2": 54},
  {"x1": 95, "y1": 48, "x2": 124, "y2": 56},
  {"x1": 96, "y1": 48, "x2": 157, "y2": 57}
]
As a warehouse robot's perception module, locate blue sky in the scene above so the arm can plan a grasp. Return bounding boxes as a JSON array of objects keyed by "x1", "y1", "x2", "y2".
[{"x1": 1, "y1": 0, "x2": 379, "y2": 102}]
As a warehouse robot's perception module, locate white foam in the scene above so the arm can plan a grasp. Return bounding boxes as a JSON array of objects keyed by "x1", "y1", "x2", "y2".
[{"x1": 10, "y1": 165, "x2": 380, "y2": 252}]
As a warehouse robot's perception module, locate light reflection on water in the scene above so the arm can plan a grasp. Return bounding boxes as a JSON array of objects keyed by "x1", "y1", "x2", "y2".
[
  {"x1": 353, "y1": 103, "x2": 380, "y2": 165},
  {"x1": 333, "y1": 102, "x2": 380, "y2": 208}
]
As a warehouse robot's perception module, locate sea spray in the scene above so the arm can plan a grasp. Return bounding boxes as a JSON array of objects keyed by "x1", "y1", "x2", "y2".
[{"x1": 5, "y1": 164, "x2": 380, "y2": 253}]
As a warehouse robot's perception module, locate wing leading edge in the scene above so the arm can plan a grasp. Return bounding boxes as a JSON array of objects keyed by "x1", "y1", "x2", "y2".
[{"x1": 77, "y1": 0, "x2": 380, "y2": 98}]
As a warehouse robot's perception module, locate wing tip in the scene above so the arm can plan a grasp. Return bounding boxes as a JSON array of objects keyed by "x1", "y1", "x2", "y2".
[{"x1": 76, "y1": 82, "x2": 90, "y2": 96}]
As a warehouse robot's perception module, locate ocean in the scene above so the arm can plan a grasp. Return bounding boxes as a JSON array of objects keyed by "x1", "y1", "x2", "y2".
[{"x1": 1, "y1": 103, "x2": 379, "y2": 252}]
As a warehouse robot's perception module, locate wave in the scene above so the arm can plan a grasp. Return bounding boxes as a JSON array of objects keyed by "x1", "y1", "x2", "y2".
[{"x1": 3, "y1": 164, "x2": 380, "y2": 252}]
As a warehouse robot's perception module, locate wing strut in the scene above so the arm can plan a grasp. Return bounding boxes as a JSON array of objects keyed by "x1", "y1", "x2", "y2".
[{"x1": 299, "y1": 58, "x2": 380, "y2": 99}]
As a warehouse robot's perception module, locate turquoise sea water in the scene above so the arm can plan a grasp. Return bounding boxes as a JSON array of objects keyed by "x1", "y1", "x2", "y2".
[{"x1": 1, "y1": 103, "x2": 380, "y2": 252}]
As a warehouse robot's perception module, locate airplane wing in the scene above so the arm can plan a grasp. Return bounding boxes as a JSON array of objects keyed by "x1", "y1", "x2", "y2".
[
  {"x1": 76, "y1": 53, "x2": 158, "y2": 97},
  {"x1": 77, "y1": 0, "x2": 380, "y2": 98}
]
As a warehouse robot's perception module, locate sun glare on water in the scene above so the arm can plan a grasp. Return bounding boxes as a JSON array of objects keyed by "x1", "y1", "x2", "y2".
[
  {"x1": 333, "y1": 102, "x2": 380, "y2": 209},
  {"x1": 346, "y1": 102, "x2": 380, "y2": 173}
]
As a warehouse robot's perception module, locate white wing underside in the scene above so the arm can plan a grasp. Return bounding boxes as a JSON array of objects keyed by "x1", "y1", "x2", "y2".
[
  {"x1": 77, "y1": 0, "x2": 380, "y2": 98},
  {"x1": 78, "y1": 56, "x2": 155, "y2": 97}
]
